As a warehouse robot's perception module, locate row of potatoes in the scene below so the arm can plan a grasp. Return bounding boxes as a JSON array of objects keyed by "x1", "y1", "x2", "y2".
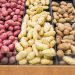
[{"x1": 15, "y1": 0, "x2": 56, "y2": 65}]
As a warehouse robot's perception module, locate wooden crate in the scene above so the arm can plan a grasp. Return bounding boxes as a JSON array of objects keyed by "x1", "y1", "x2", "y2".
[{"x1": 0, "y1": 65, "x2": 75, "y2": 75}]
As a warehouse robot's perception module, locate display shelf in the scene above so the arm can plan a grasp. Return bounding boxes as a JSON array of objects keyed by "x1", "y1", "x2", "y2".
[{"x1": 0, "y1": 65, "x2": 75, "y2": 75}]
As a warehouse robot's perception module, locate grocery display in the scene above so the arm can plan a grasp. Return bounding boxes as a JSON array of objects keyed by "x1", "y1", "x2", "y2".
[{"x1": 0, "y1": 0, "x2": 75, "y2": 65}]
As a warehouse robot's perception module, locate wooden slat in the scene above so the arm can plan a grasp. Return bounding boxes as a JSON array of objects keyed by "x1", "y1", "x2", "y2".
[{"x1": 0, "y1": 65, "x2": 75, "y2": 75}]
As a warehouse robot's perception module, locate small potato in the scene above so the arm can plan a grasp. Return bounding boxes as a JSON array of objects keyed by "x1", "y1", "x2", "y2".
[
  {"x1": 27, "y1": 28, "x2": 33, "y2": 39},
  {"x1": 63, "y1": 29, "x2": 70, "y2": 35},
  {"x1": 41, "y1": 0, "x2": 45, "y2": 5},
  {"x1": 15, "y1": 42, "x2": 23, "y2": 52},
  {"x1": 26, "y1": 52, "x2": 35, "y2": 60},
  {"x1": 19, "y1": 58, "x2": 27, "y2": 65},
  {"x1": 1, "y1": 46, "x2": 9, "y2": 53},
  {"x1": 56, "y1": 30, "x2": 63, "y2": 36},
  {"x1": 57, "y1": 50, "x2": 64, "y2": 57},
  {"x1": 41, "y1": 59, "x2": 53, "y2": 65},
  {"x1": 35, "y1": 42, "x2": 49, "y2": 50},
  {"x1": 44, "y1": 31, "x2": 55, "y2": 37},
  {"x1": 52, "y1": 6, "x2": 58, "y2": 12},
  {"x1": 45, "y1": 0, "x2": 49, "y2": 5},
  {"x1": 42, "y1": 48, "x2": 56, "y2": 57},
  {"x1": 28, "y1": 39, "x2": 34, "y2": 46},
  {"x1": 39, "y1": 27, "x2": 44, "y2": 36},
  {"x1": 8, "y1": 44, "x2": 14, "y2": 51},
  {"x1": 57, "y1": 43, "x2": 71, "y2": 51},
  {"x1": 16, "y1": 51, "x2": 28, "y2": 61},
  {"x1": 44, "y1": 22, "x2": 51, "y2": 32},
  {"x1": 58, "y1": 18, "x2": 66, "y2": 23},
  {"x1": 70, "y1": 30, "x2": 75, "y2": 36},
  {"x1": 29, "y1": 57, "x2": 41, "y2": 64},
  {"x1": 65, "y1": 50, "x2": 71, "y2": 55},
  {"x1": 71, "y1": 45, "x2": 75, "y2": 53},
  {"x1": 1, "y1": 57, "x2": 8, "y2": 65},
  {"x1": 9, "y1": 56, "x2": 16, "y2": 64},
  {"x1": 24, "y1": 47, "x2": 32, "y2": 53},
  {"x1": 63, "y1": 56, "x2": 75, "y2": 65},
  {"x1": 47, "y1": 15, "x2": 51, "y2": 21},
  {"x1": 32, "y1": 44, "x2": 39, "y2": 56},
  {"x1": 20, "y1": 37, "x2": 28, "y2": 48},
  {"x1": 49, "y1": 40, "x2": 56, "y2": 48},
  {"x1": 52, "y1": 2, "x2": 59, "y2": 6}
]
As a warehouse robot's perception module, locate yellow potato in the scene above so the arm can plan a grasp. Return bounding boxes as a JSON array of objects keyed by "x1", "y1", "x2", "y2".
[
  {"x1": 42, "y1": 48, "x2": 56, "y2": 57},
  {"x1": 39, "y1": 27, "x2": 44, "y2": 36},
  {"x1": 16, "y1": 51, "x2": 28, "y2": 61},
  {"x1": 32, "y1": 44, "x2": 39, "y2": 56},
  {"x1": 15, "y1": 42, "x2": 23, "y2": 52},
  {"x1": 41, "y1": 59, "x2": 53, "y2": 65},
  {"x1": 29, "y1": 57, "x2": 41, "y2": 64},
  {"x1": 45, "y1": 0, "x2": 49, "y2": 5},
  {"x1": 28, "y1": 39, "x2": 34, "y2": 46},
  {"x1": 24, "y1": 47, "x2": 32, "y2": 53},
  {"x1": 26, "y1": 52, "x2": 35, "y2": 60},
  {"x1": 19, "y1": 58, "x2": 27, "y2": 65},
  {"x1": 35, "y1": 42, "x2": 49, "y2": 50}
]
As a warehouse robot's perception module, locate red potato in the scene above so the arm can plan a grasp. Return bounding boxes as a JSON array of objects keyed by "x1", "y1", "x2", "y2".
[
  {"x1": 8, "y1": 26, "x2": 14, "y2": 31},
  {"x1": 20, "y1": 11, "x2": 24, "y2": 16},
  {"x1": 18, "y1": 1, "x2": 22, "y2": 5},
  {"x1": 7, "y1": 8, "x2": 13, "y2": 14},
  {"x1": 18, "y1": 15, "x2": 21, "y2": 18},
  {"x1": 10, "y1": 12, "x2": 15, "y2": 16},
  {"x1": 0, "y1": 21, "x2": 4, "y2": 24},
  {"x1": 0, "y1": 33, "x2": 8, "y2": 40},
  {"x1": 0, "y1": 30, "x2": 5, "y2": 35},
  {"x1": 6, "y1": 3, "x2": 10, "y2": 7},
  {"x1": 8, "y1": 44, "x2": 14, "y2": 51},
  {"x1": 1, "y1": 46, "x2": 9, "y2": 53},
  {"x1": 4, "y1": 23, "x2": 9, "y2": 29},
  {"x1": 6, "y1": 52, "x2": 12, "y2": 58},
  {"x1": 5, "y1": 16, "x2": 11, "y2": 20},
  {"x1": 13, "y1": 40, "x2": 18, "y2": 45},
  {"x1": 13, "y1": 8, "x2": 16, "y2": 11},
  {"x1": 9, "y1": 56, "x2": 16, "y2": 64},
  {"x1": 7, "y1": 31, "x2": 13, "y2": 36},
  {"x1": 15, "y1": 37, "x2": 18, "y2": 40},
  {"x1": 2, "y1": 4, "x2": 6, "y2": 7},
  {"x1": 1, "y1": 57, "x2": 8, "y2": 65},
  {"x1": 7, "y1": 20, "x2": 14, "y2": 25},
  {"x1": 8, "y1": 36, "x2": 15, "y2": 41},
  {"x1": 13, "y1": 50, "x2": 17, "y2": 55},
  {"x1": 0, "y1": 43, "x2": 2, "y2": 49},
  {"x1": 18, "y1": 18, "x2": 22, "y2": 22},
  {"x1": 2, "y1": 11, "x2": 8, "y2": 17},
  {"x1": 10, "y1": 2, "x2": 16, "y2": 8},
  {"x1": 0, "y1": 24, "x2": 5, "y2": 30},
  {"x1": 0, "y1": 0, "x2": 7, "y2": 3},
  {"x1": 14, "y1": 30, "x2": 20, "y2": 36},
  {"x1": 15, "y1": 9, "x2": 20, "y2": 15},
  {"x1": 0, "y1": 52, "x2": 3, "y2": 59},
  {"x1": 13, "y1": 15, "x2": 18, "y2": 21},
  {"x1": 14, "y1": 26, "x2": 20, "y2": 30},
  {"x1": 17, "y1": 5, "x2": 21, "y2": 9},
  {"x1": 0, "y1": 39, "x2": 2, "y2": 43},
  {"x1": 20, "y1": 6, "x2": 24, "y2": 11},
  {"x1": 14, "y1": 22, "x2": 21, "y2": 26},
  {"x1": 3, "y1": 40, "x2": 12, "y2": 46}
]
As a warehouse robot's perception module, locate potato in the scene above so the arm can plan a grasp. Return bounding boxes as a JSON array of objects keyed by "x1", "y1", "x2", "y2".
[
  {"x1": 19, "y1": 58, "x2": 27, "y2": 65},
  {"x1": 52, "y1": 6, "x2": 58, "y2": 12},
  {"x1": 57, "y1": 50, "x2": 64, "y2": 57},
  {"x1": 57, "y1": 43, "x2": 71, "y2": 51},
  {"x1": 41, "y1": 59, "x2": 53, "y2": 65},
  {"x1": 9, "y1": 56, "x2": 16, "y2": 64},
  {"x1": 32, "y1": 44, "x2": 39, "y2": 56},
  {"x1": 1, "y1": 57, "x2": 8, "y2": 65},
  {"x1": 24, "y1": 47, "x2": 32, "y2": 53},
  {"x1": 42, "y1": 48, "x2": 56, "y2": 57},
  {"x1": 15, "y1": 42, "x2": 23, "y2": 52},
  {"x1": 52, "y1": 2, "x2": 59, "y2": 6},
  {"x1": 29, "y1": 57, "x2": 41, "y2": 64},
  {"x1": 28, "y1": 39, "x2": 34, "y2": 46},
  {"x1": 20, "y1": 37, "x2": 28, "y2": 48},
  {"x1": 26, "y1": 52, "x2": 35, "y2": 60},
  {"x1": 63, "y1": 56, "x2": 75, "y2": 65},
  {"x1": 35, "y1": 42, "x2": 49, "y2": 50},
  {"x1": 71, "y1": 45, "x2": 75, "y2": 53},
  {"x1": 1, "y1": 46, "x2": 9, "y2": 53},
  {"x1": 16, "y1": 51, "x2": 28, "y2": 61}
]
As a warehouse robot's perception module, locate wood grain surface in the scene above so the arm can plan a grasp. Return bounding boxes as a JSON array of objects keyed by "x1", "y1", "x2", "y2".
[{"x1": 0, "y1": 65, "x2": 75, "y2": 75}]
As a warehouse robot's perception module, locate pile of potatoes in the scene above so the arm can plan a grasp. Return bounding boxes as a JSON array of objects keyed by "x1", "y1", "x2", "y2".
[
  {"x1": 0, "y1": 0, "x2": 25, "y2": 64},
  {"x1": 52, "y1": 1, "x2": 75, "y2": 23},
  {"x1": 15, "y1": 0, "x2": 56, "y2": 65},
  {"x1": 56, "y1": 23, "x2": 75, "y2": 65}
]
